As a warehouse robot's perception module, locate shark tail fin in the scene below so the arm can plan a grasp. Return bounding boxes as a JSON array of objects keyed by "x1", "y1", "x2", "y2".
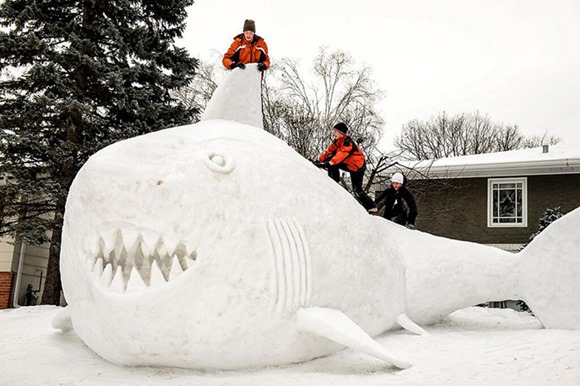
[
  {"x1": 396, "y1": 313, "x2": 429, "y2": 336},
  {"x1": 518, "y1": 207, "x2": 580, "y2": 329},
  {"x1": 296, "y1": 307, "x2": 412, "y2": 369}
]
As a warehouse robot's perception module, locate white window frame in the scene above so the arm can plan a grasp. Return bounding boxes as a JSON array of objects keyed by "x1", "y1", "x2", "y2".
[{"x1": 487, "y1": 177, "x2": 528, "y2": 228}]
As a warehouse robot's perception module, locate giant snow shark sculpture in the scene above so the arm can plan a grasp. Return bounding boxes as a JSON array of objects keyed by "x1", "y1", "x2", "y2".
[{"x1": 54, "y1": 64, "x2": 580, "y2": 370}]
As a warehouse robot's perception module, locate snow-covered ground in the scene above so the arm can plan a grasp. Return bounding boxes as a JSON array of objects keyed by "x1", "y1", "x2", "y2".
[{"x1": 1, "y1": 305, "x2": 579, "y2": 385}]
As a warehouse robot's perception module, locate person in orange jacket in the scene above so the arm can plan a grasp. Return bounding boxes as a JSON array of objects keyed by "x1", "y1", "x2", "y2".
[
  {"x1": 222, "y1": 19, "x2": 270, "y2": 72},
  {"x1": 317, "y1": 123, "x2": 378, "y2": 214}
]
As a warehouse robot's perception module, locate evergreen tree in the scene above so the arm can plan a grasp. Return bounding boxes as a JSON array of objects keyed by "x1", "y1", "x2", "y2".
[
  {"x1": 0, "y1": 0, "x2": 198, "y2": 304},
  {"x1": 528, "y1": 207, "x2": 564, "y2": 242}
]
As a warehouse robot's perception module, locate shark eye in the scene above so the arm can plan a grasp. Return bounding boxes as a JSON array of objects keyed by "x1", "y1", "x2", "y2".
[{"x1": 204, "y1": 151, "x2": 234, "y2": 174}]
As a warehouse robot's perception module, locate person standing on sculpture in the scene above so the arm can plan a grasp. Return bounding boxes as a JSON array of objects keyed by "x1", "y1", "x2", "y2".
[
  {"x1": 317, "y1": 123, "x2": 378, "y2": 214},
  {"x1": 375, "y1": 172, "x2": 418, "y2": 229},
  {"x1": 222, "y1": 19, "x2": 270, "y2": 72}
]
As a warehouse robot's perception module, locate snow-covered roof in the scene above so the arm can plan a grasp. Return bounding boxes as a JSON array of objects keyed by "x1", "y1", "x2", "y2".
[{"x1": 393, "y1": 144, "x2": 580, "y2": 179}]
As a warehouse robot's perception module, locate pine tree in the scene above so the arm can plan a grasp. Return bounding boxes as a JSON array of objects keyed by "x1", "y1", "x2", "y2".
[
  {"x1": 528, "y1": 207, "x2": 564, "y2": 242},
  {"x1": 0, "y1": 0, "x2": 198, "y2": 304}
]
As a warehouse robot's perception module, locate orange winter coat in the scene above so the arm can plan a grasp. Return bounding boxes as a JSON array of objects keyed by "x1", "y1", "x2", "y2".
[
  {"x1": 222, "y1": 34, "x2": 270, "y2": 70},
  {"x1": 319, "y1": 135, "x2": 366, "y2": 172}
]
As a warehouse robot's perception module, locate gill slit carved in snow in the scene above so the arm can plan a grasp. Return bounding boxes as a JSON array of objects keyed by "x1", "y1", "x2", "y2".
[
  {"x1": 266, "y1": 217, "x2": 312, "y2": 313},
  {"x1": 87, "y1": 229, "x2": 197, "y2": 293}
]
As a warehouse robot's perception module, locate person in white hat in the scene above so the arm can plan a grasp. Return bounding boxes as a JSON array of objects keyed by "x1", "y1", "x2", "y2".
[{"x1": 374, "y1": 172, "x2": 418, "y2": 229}]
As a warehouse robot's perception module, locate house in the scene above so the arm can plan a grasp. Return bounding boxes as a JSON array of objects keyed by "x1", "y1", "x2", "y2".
[
  {"x1": 380, "y1": 144, "x2": 580, "y2": 252},
  {"x1": 0, "y1": 174, "x2": 50, "y2": 309}
]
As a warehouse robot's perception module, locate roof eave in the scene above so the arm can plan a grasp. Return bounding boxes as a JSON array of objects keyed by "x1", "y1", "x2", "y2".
[{"x1": 396, "y1": 159, "x2": 580, "y2": 179}]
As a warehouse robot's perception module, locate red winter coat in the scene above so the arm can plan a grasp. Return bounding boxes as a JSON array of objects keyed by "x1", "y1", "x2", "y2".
[
  {"x1": 222, "y1": 34, "x2": 270, "y2": 70},
  {"x1": 319, "y1": 135, "x2": 366, "y2": 172}
]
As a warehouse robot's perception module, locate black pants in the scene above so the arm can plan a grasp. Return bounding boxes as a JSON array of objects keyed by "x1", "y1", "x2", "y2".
[
  {"x1": 388, "y1": 213, "x2": 407, "y2": 225},
  {"x1": 328, "y1": 164, "x2": 377, "y2": 211}
]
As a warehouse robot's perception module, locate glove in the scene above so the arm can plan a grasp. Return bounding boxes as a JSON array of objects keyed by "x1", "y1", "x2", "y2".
[
  {"x1": 257, "y1": 63, "x2": 267, "y2": 72},
  {"x1": 406, "y1": 224, "x2": 416, "y2": 230},
  {"x1": 230, "y1": 62, "x2": 246, "y2": 70},
  {"x1": 313, "y1": 160, "x2": 330, "y2": 169}
]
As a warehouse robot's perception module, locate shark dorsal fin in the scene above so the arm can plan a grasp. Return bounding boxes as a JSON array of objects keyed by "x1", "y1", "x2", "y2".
[{"x1": 200, "y1": 63, "x2": 263, "y2": 129}]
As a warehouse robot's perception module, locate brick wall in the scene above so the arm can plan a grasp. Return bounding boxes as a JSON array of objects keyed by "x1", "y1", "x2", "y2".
[
  {"x1": 412, "y1": 174, "x2": 580, "y2": 244},
  {"x1": 0, "y1": 272, "x2": 14, "y2": 309}
]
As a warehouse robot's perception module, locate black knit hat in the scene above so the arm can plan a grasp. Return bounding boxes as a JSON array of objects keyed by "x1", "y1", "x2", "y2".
[
  {"x1": 243, "y1": 19, "x2": 256, "y2": 33},
  {"x1": 333, "y1": 122, "x2": 348, "y2": 134}
]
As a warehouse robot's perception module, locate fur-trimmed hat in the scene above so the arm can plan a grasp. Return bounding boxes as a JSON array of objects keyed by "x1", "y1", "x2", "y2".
[
  {"x1": 391, "y1": 172, "x2": 405, "y2": 185},
  {"x1": 243, "y1": 19, "x2": 256, "y2": 33},
  {"x1": 333, "y1": 122, "x2": 348, "y2": 134}
]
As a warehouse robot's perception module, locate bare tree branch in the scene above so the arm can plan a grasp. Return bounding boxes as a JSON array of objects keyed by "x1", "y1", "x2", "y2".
[{"x1": 395, "y1": 111, "x2": 561, "y2": 160}]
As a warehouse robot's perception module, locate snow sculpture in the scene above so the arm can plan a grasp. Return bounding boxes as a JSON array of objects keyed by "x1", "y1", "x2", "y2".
[{"x1": 55, "y1": 63, "x2": 580, "y2": 370}]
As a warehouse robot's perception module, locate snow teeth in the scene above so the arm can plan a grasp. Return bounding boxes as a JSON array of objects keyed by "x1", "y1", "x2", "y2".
[
  {"x1": 186, "y1": 251, "x2": 197, "y2": 269},
  {"x1": 163, "y1": 235, "x2": 180, "y2": 257},
  {"x1": 121, "y1": 229, "x2": 141, "y2": 252},
  {"x1": 155, "y1": 238, "x2": 168, "y2": 257},
  {"x1": 87, "y1": 237, "x2": 101, "y2": 258},
  {"x1": 139, "y1": 238, "x2": 151, "y2": 258},
  {"x1": 126, "y1": 267, "x2": 147, "y2": 293},
  {"x1": 93, "y1": 258, "x2": 104, "y2": 276},
  {"x1": 149, "y1": 261, "x2": 167, "y2": 287},
  {"x1": 88, "y1": 229, "x2": 196, "y2": 293},
  {"x1": 110, "y1": 266, "x2": 125, "y2": 293},
  {"x1": 113, "y1": 229, "x2": 125, "y2": 258},
  {"x1": 141, "y1": 231, "x2": 158, "y2": 255},
  {"x1": 169, "y1": 257, "x2": 184, "y2": 280},
  {"x1": 101, "y1": 263, "x2": 113, "y2": 287},
  {"x1": 185, "y1": 240, "x2": 197, "y2": 258},
  {"x1": 99, "y1": 230, "x2": 117, "y2": 256}
]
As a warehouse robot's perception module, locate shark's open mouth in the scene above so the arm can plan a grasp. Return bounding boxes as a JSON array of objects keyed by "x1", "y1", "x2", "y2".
[{"x1": 87, "y1": 228, "x2": 197, "y2": 293}]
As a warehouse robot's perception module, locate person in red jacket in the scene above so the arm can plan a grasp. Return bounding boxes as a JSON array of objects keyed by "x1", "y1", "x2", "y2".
[
  {"x1": 222, "y1": 19, "x2": 270, "y2": 72},
  {"x1": 318, "y1": 123, "x2": 378, "y2": 214}
]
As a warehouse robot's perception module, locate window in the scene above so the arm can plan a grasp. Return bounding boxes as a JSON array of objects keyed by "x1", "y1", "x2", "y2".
[{"x1": 487, "y1": 177, "x2": 527, "y2": 227}]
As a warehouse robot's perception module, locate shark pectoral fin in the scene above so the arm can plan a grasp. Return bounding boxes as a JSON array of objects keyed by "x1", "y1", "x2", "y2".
[
  {"x1": 396, "y1": 313, "x2": 429, "y2": 336},
  {"x1": 52, "y1": 306, "x2": 74, "y2": 332},
  {"x1": 296, "y1": 307, "x2": 412, "y2": 369}
]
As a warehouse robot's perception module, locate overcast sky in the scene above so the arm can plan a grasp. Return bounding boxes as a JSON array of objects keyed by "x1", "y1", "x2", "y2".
[{"x1": 181, "y1": 0, "x2": 580, "y2": 149}]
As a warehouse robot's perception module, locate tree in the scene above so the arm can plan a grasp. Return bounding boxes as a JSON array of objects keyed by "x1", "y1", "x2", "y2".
[
  {"x1": 171, "y1": 57, "x2": 220, "y2": 119},
  {"x1": 261, "y1": 47, "x2": 385, "y2": 161},
  {"x1": 0, "y1": 0, "x2": 198, "y2": 304},
  {"x1": 528, "y1": 206, "x2": 565, "y2": 243},
  {"x1": 395, "y1": 111, "x2": 560, "y2": 160},
  {"x1": 522, "y1": 130, "x2": 562, "y2": 149}
]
